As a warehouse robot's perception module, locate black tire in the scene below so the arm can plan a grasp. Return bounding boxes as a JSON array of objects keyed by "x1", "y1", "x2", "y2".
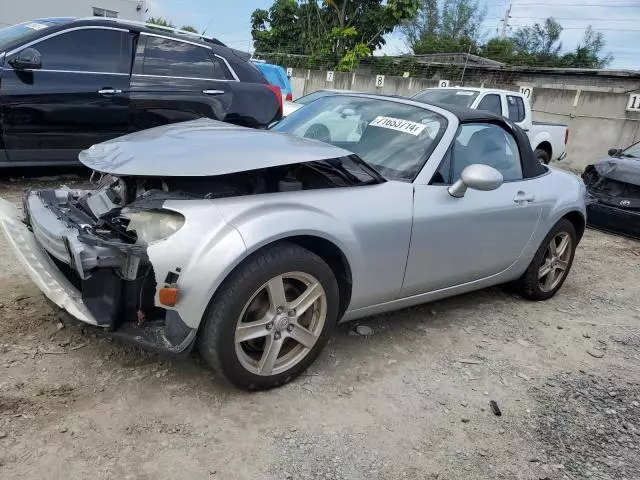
[
  {"x1": 197, "y1": 242, "x2": 339, "y2": 390},
  {"x1": 535, "y1": 148, "x2": 551, "y2": 165},
  {"x1": 511, "y1": 219, "x2": 577, "y2": 301}
]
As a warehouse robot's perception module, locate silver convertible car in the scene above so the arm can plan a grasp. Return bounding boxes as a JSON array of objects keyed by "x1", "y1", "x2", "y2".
[{"x1": 0, "y1": 94, "x2": 586, "y2": 390}]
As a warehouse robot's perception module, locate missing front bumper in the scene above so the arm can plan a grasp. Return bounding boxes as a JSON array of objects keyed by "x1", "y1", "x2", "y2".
[
  {"x1": 0, "y1": 198, "x2": 99, "y2": 325},
  {"x1": 0, "y1": 198, "x2": 196, "y2": 353}
]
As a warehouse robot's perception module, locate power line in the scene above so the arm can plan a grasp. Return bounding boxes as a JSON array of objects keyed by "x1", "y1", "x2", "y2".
[
  {"x1": 487, "y1": 1, "x2": 640, "y2": 6},
  {"x1": 509, "y1": 16, "x2": 640, "y2": 22},
  {"x1": 484, "y1": 25, "x2": 640, "y2": 32}
]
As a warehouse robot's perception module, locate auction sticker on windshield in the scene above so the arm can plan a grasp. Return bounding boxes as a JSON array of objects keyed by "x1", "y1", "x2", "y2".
[{"x1": 370, "y1": 116, "x2": 426, "y2": 136}]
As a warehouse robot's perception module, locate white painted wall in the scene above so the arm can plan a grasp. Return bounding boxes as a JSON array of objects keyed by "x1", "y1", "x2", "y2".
[{"x1": 0, "y1": 0, "x2": 147, "y2": 27}]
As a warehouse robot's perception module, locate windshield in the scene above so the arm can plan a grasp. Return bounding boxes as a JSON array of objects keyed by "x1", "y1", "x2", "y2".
[
  {"x1": 413, "y1": 89, "x2": 480, "y2": 108},
  {"x1": 295, "y1": 90, "x2": 337, "y2": 105},
  {"x1": 622, "y1": 141, "x2": 640, "y2": 158},
  {"x1": 0, "y1": 20, "x2": 62, "y2": 51},
  {"x1": 272, "y1": 96, "x2": 448, "y2": 181}
]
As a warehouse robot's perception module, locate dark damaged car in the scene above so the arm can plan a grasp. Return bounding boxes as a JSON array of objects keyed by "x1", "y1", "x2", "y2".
[
  {"x1": 582, "y1": 142, "x2": 640, "y2": 240},
  {"x1": 0, "y1": 95, "x2": 587, "y2": 390}
]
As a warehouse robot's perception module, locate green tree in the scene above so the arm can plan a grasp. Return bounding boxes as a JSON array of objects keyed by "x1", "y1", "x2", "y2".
[
  {"x1": 481, "y1": 37, "x2": 515, "y2": 62},
  {"x1": 146, "y1": 17, "x2": 175, "y2": 28},
  {"x1": 401, "y1": 0, "x2": 487, "y2": 54},
  {"x1": 251, "y1": 0, "x2": 301, "y2": 54},
  {"x1": 560, "y1": 26, "x2": 613, "y2": 68},
  {"x1": 483, "y1": 19, "x2": 612, "y2": 68},
  {"x1": 181, "y1": 25, "x2": 199, "y2": 33},
  {"x1": 251, "y1": 0, "x2": 419, "y2": 70},
  {"x1": 511, "y1": 17, "x2": 563, "y2": 65}
]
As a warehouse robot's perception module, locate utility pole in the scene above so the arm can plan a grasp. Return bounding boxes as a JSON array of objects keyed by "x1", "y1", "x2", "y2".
[{"x1": 499, "y1": 3, "x2": 512, "y2": 40}]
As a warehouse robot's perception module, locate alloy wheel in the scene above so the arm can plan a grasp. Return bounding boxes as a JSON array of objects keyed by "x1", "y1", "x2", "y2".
[
  {"x1": 538, "y1": 232, "x2": 572, "y2": 292},
  {"x1": 234, "y1": 272, "x2": 327, "y2": 376}
]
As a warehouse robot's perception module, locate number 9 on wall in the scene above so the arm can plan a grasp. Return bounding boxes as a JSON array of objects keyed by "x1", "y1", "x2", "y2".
[{"x1": 439, "y1": 80, "x2": 450, "y2": 88}]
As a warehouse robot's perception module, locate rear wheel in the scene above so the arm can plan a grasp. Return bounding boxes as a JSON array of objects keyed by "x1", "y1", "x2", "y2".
[
  {"x1": 512, "y1": 219, "x2": 577, "y2": 301},
  {"x1": 197, "y1": 242, "x2": 339, "y2": 390},
  {"x1": 535, "y1": 148, "x2": 551, "y2": 165}
]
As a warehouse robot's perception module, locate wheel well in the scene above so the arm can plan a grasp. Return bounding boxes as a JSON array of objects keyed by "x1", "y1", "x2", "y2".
[
  {"x1": 536, "y1": 141, "x2": 552, "y2": 158},
  {"x1": 563, "y1": 211, "x2": 586, "y2": 241},
  {"x1": 284, "y1": 236, "x2": 353, "y2": 319}
]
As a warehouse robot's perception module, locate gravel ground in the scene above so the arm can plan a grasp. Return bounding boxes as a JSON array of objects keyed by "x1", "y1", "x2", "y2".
[{"x1": 1, "y1": 171, "x2": 640, "y2": 480}]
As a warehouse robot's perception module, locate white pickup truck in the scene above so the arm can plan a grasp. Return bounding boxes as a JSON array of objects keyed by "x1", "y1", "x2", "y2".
[{"x1": 412, "y1": 87, "x2": 568, "y2": 164}]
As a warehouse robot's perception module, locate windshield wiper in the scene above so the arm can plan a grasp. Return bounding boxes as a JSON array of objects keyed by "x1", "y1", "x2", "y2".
[{"x1": 621, "y1": 153, "x2": 637, "y2": 158}]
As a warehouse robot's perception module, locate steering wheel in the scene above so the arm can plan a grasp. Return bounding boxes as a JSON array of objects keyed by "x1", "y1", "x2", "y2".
[{"x1": 304, "y1": 124, "x2": 332, "y2": 143}]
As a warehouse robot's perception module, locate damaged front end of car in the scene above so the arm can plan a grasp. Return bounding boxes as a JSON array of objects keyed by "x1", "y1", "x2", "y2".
[
  {"x1": 20, "y1": 175, "x2": 207, "y2": 353},
  {"x1": 582, "y1": 158, "x2": 640, "y2": 240},
  {"x1": 0, "y1": 119, "x2": 382, "y2": 354}
]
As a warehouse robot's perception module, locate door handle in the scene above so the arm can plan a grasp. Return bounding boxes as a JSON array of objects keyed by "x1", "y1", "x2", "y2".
[
  {"x1": 202, "y1": 89, "x2": 225, "y2": 95},
  {"x1": 98, "y1": 88, "x2": 122, "y2": 95},
  {"x1": 514, "y1": 191, "x2": 536, "y2": 204}
]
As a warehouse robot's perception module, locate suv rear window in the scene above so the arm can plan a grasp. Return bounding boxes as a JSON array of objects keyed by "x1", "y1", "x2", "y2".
[{"x1": 139, "y1": 36, "x2": 234, "y2": 80}]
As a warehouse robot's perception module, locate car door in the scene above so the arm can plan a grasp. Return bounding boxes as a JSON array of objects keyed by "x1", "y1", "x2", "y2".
[
  {"x1": 130, "y1": 33, "x2": 235, "y2": 131},
  {"x1": 401, "y1": 122, "x2": 543, "y2": 297},
  {"x1": 0, "y1": 26, "x2": 132, "y2": 164}
]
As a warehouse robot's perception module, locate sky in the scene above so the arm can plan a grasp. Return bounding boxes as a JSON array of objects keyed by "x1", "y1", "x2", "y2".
[{"x1": 146, "y1": 0, "x2": 640, "y2": 70}]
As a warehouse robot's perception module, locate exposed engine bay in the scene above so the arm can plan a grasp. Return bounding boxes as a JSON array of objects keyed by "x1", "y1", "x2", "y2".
[{"x1": 22, "y1": 159, "x2": 377, "y2": 351}]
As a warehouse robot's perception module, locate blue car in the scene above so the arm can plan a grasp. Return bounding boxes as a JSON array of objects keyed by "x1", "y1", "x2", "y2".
[{"x1": 251, "y1": 60, "x2": 293, "y2": 101}]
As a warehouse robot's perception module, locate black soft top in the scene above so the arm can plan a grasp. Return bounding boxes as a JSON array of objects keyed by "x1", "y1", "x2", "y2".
[{"x1": 427, "y1": 101, "x2": 547, "y2": 179}]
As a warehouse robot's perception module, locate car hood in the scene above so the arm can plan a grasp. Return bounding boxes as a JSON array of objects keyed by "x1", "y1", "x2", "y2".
[
  {"x1": 592, "y1": 156, "x2": 640, "y2": 186},
  {"x1": 79, "y1": 118, "x2": 353, "y2": 177}
]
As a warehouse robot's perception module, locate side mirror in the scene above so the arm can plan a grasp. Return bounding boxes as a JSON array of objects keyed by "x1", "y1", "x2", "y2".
[
  {"x1": 448, "y1": 164, "x2": 504, "y2": 198},
  {"x1": 8, "y1": 48, "x2": 42, "y2": 70},
  {"x1": 608, "y1": 148, "x2": 622, "y2": 157}
]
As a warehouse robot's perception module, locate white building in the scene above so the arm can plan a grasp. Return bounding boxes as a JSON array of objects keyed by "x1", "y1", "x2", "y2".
[{"x1": 0, "y1": 0, "x2": 147, "y2": 28}]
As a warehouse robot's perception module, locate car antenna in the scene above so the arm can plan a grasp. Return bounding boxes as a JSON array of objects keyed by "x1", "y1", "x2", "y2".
[{"x1": 202, "y1": 18, "x2": 214, "y2": 37}]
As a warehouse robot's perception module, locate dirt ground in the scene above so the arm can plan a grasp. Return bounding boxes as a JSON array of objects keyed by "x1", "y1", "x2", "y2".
[{"x1": 1, "y1": 172, "x2": 640, "y2": 480}]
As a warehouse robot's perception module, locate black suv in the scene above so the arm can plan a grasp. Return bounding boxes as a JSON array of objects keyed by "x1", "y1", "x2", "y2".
[{"x1": 0, "y1": 17, "x2": 282, "y2": 167}]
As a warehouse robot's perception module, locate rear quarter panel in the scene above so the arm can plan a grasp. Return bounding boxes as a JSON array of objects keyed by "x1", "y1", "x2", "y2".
[
  {"x1": 509, "y1": 167, "x2": 586, "y2": 277},
  {"x1": 227, "y1": 81, "x2": 281, "y2": 127}
]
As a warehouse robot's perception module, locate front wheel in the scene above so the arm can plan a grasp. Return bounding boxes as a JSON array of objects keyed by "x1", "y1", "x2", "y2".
[
  {"x1": 512, "y1": 219, "x2": 577, "y2": 301},
  {"x1": 197, "y1": 242, "x2": 339, "y2": 390}
]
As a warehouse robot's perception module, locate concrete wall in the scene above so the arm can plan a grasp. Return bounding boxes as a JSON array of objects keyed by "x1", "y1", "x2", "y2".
[
  {"x1": 290, "y1": 68, "x2": 640, "y2": 168},
  {"x1": 0, "y1": 0, "x2": 146, "y2": 27}
]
